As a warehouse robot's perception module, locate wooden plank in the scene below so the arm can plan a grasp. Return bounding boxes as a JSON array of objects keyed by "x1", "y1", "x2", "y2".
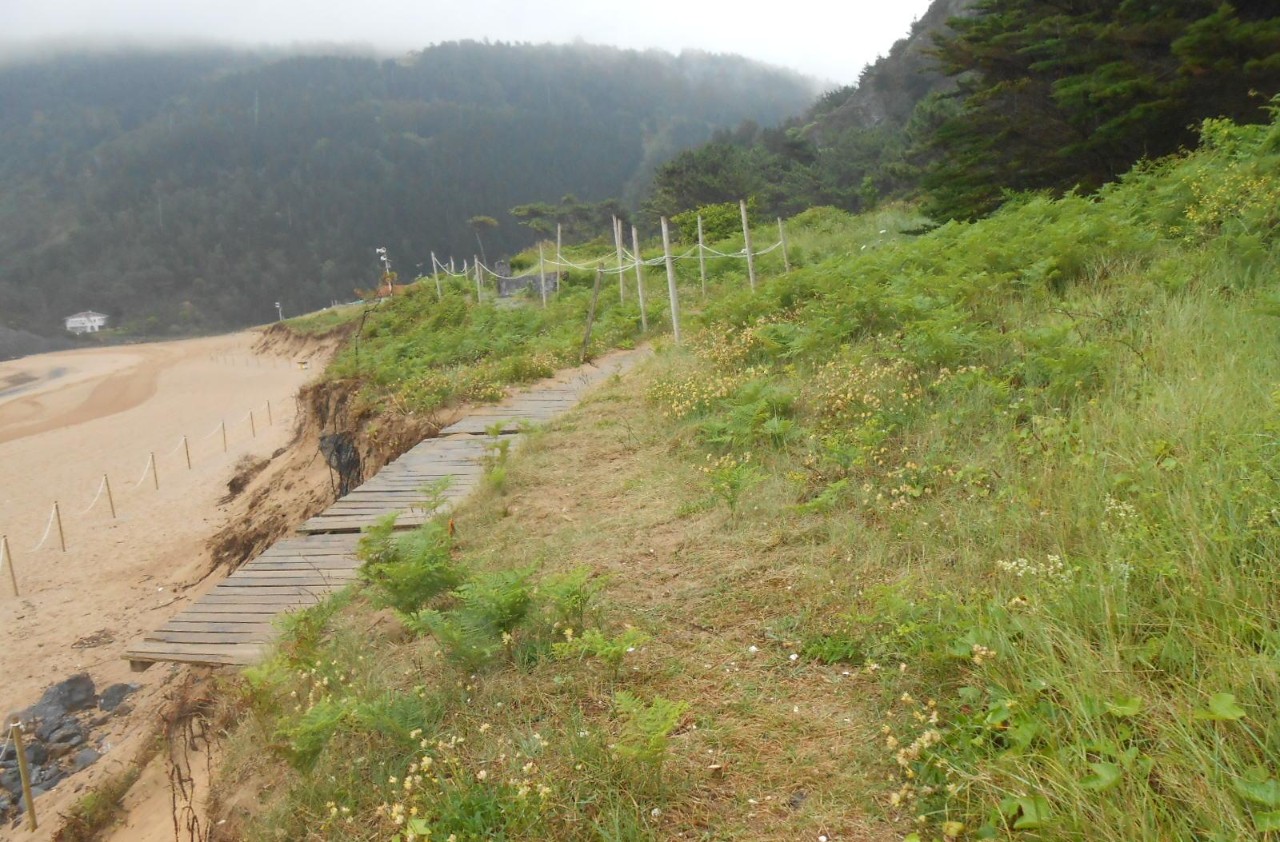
[
  {"x1": 178, "y1": 605, "x2": 319, "y2": 617},
  {"x1": 224, "y1": 572, "x2": 357, "y2": 583},
  {"x1": 303, "y1": 513, "x2": 430, "y2": 524},
  {"x1": 145, "y1": 630, "x2": 276, "y2": 645},
  {"x1": 125, "y1": 641, "x2": 264, "y2": 666},
  {"x1": 261, "y1": 539, "x2": 362, "y2": 550},
  {"x1": 271, "y1": 534, "x2": 362, "y2": 545},
  {"x1": 205, "y1": 585, "x2": 339, "y2": 596},
  {"x1": 160, "y1": 620, "x2": 280, "y2": 633},
  {"x1": 238, "y1": 561, "x2": 362, "y2": 571}
]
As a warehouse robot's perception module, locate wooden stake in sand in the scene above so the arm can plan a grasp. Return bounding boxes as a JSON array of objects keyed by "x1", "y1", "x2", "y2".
[
  {"x1": 105, "y1": 474, "x2": 117, "y2": 518},
  {"x1": 150, "y1": 452, "x2": 159, "y2": 490},
  {"x1": 183, "y1": 436, "x2": 192, "y2": 470},
  {"x1": 250, "y1": 411, "x2": 257, "y2": 438},
  {"x1": 266, "y1": 400, "x2": 273, "y2": 426},
  {"x1": 10, "y1": 722, "x2": 36, "y2": 830},
  {"x1": 54, "y1": 501, "x2": 66, "y2": 552},
  {"x1": 221, "y1": 420, "x2": 228, "y2": 453},
  {"x1": 2, "y1": 535, "x2": 18, "y2": 597}
]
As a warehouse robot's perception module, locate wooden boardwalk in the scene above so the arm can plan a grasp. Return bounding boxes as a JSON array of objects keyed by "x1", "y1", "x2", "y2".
[{"x1": 125, "y1": 350, "x2": 644, "y2": 670}]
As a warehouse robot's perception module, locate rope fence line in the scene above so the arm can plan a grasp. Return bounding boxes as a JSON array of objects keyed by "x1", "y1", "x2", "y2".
[
  {"x1": 424, "y1": 202, "x2": 792, "y2": 299},
  {"x1": 78, "y1": 475, "x2": 108, "y2": 516},
  {"x1": 417, "y1": 202, "x2": 795, "y2": 343},
  {"x1": 29, "y1": 505, "x2": 57, "y2": 553},
  {"x1": 132, "y1": 452, "x2": 156, "y2": 490},
  {"x1": 4, "y1": 391, "x2": 297, "y2": 560}
]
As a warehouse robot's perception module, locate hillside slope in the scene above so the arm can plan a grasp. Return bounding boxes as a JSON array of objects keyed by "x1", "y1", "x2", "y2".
[
  {"x1": 205, "y1": 109, "x2": 1280, "y2": 840},
  {"x1": 0, "y1": 43, "x2": 814, "y2": 336}
]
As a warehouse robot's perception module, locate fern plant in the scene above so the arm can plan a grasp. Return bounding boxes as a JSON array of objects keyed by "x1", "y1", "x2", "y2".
[{"x1": 613, "y1": 691, "x2": 689, "y2": 769}]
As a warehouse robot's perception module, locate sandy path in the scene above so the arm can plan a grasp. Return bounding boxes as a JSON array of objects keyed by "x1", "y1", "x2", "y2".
[{"x1": 0, "y1": 332, "x2": 317, "y2": 840}]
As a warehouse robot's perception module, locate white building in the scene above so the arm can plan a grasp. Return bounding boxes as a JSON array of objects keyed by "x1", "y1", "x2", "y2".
[{"x1": 64, "y1": 311, "x2": 109, "y2": 334}]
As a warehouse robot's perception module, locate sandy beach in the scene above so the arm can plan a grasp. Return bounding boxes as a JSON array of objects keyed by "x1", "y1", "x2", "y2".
[{"x1": 0, "y1": 332, "x2": 318, "y2": 839}]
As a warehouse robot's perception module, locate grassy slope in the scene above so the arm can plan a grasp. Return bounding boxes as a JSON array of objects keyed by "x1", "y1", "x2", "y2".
[{"x1": 213, "y1": 112, "x2": 1280, "y2": 841}]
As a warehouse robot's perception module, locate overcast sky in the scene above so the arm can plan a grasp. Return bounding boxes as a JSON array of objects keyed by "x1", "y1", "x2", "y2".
[{"x1": 1, "y1": 0, "x2": 937, "y2": 85}]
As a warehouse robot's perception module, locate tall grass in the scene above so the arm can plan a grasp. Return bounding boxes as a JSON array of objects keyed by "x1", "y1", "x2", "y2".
[{"x1": 214, "y1": 110, "x2": 1280, "y2": 840}]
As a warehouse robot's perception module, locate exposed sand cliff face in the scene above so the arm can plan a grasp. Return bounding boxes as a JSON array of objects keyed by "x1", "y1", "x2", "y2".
[{"x1": 0, "y1": 331, "x2": 323, "y2": 840}]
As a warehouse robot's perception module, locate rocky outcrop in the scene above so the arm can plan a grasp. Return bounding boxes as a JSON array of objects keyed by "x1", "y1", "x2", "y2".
[{"x1": 1, "y1": 674, "x2": 137, "y2": 821}]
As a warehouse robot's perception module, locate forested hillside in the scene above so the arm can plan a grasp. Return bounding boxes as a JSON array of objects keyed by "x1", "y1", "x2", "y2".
[
  {"x1": 0, "y1": 43, "x2": 813, "y2": 336},
  {"x1": 648, "y1": 0, "x2": 1280, "y2": 224}
]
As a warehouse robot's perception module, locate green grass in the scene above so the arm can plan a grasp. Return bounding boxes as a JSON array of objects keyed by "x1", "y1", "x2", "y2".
[
  {"x1": 283, "y1": 301, "x2": 368, "y2": 336},
  {"x1": 212, "y1": 110, "x2": 1280, "y2": 840}
]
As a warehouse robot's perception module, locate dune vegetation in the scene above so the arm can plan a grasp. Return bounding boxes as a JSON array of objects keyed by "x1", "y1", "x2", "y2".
[{"x1": 209, "y1": 108, "x2": 1280, "y2": 840}]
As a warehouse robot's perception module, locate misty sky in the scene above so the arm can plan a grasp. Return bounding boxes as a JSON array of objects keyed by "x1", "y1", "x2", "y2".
[{"x1": 2, "y1": 0, "x2": 937, "y2": 84}]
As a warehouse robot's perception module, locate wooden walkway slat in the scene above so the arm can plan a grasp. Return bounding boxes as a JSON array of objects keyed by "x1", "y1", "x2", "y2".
[{"x1": 125, "y1": 349, "x2": 647, "y2": 669}]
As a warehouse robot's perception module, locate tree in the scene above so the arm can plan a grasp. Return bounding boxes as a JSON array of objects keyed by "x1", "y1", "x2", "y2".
[
  {"x1": 921, "y1": 0, "x2": 1280, "y2": 220},
  {"x1": 468, "y1": 215, "x2": 498, "y2": 264}
]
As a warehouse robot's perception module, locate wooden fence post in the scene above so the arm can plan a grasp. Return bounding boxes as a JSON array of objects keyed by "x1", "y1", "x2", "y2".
[
  {"x1": 661, "y1": 217, "x2": 682, "y2": 345},
  {"x1": 183, "y1": 435, "x2": 192, "y2": 469},
  {"x1": 778, "y1": 217, "x2": 791, "y2": 272},
  {"x1": 105, "y1": 474, "x2": 117, "y2": 518},
  {"x1": 221, "y1": 420, "x2": 228, "y2": 453},
  {"x1": 697, "y1": 214, "x2": 708, "y2": 298},
  {"x1": 474, "y1": 255, "x2": 482, "y2": 300},
  {"x1": 613, "y1": 216, "x2": 626, "y2": 304},
  {"x1": 740, "y1": 199, "x2": 757, "y2": 292},
  {"x1": 3, "y1": 535, "x2": 18, "y2": 597},
  {"x1": 581, "y1": 268, "x2": 604, "y2": 362},
  {"x1": 430, "y1": 251, "x2": 443, "y2": 299},
  {"x1": 10, "y1": 722, "x2": 37, "y2": 830},
  {"x1": 631, "y1": 226, "x2": 648, "y2": 333},
  {"x1": 54, "y1": 501, "x2": 66, "y2": 552},
  {"x1": 538, "y1": 243, "x2": 549, "y2": 308},
  {"x1": 150, "y1": 452, "x2": 159, "y2": 490}
]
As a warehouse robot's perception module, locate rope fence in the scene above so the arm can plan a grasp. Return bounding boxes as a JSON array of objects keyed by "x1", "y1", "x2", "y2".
[
  {"x1": 2, "y1": 392, "x2": 295, "y2": 562},
  {"x1": 419, "y1": 199, "x2": 794, "y2": 346},
  {"x1": 78, "y1": 475, "x2": 108, "y2": 515},
  {"x1": 421, "y1": 200, "x2": 793, "y2": 300}
]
